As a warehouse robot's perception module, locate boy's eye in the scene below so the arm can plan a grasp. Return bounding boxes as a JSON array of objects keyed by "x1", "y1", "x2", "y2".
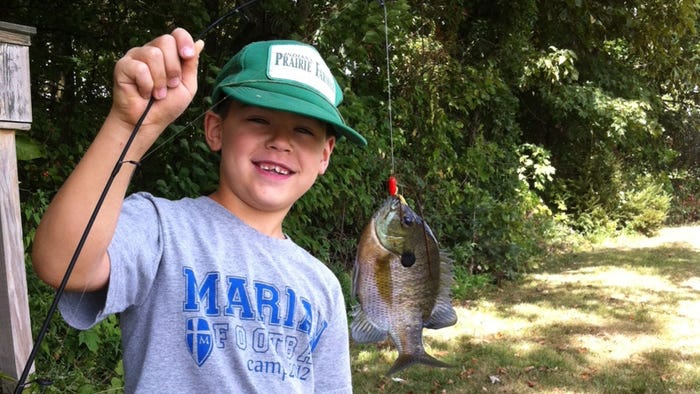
[
  {"x1": 296, "y1": 127, "x2": 315, "y2": 136},
  {"x1": 248, "y1": 117, "x2": 269, "y2": 125}
]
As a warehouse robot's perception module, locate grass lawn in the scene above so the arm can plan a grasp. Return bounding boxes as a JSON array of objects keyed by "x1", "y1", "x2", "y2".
[{"x1": 350, "y1": 226, "x2": 700, "y2": 393}]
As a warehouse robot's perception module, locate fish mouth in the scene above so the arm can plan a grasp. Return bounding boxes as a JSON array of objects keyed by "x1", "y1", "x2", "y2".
[
  {"x1": 375, "y1": 196, "x2": 401, "y2": 222},
  {"x1": 253, "y1": 160, "x2": 295, "y2": 176},
  {"x1": 388, "y1": 195, "x2": 411, "y2": 221},
  {"x1": 385, "y1": 194, "x2": 406, "y2": 211}
]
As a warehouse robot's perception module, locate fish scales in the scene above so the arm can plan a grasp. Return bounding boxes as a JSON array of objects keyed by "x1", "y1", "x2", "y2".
[{"x1": 351, "y1": 195, "x2": 457, "y2": 375}]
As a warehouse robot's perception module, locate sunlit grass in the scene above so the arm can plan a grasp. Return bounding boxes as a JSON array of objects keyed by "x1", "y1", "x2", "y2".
[{"x1": 351, "y1": 226, "x2": 700, "y2": 393}]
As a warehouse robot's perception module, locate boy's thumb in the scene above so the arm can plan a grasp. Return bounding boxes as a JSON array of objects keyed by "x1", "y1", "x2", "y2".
[{"x1": 195, "y1": 40, "x2": 205, "y2": 56}]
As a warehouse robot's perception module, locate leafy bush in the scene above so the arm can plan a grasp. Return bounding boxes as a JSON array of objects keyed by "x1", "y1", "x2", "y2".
[
  {"x1": 617, "y1": 175, "x2": 671, "y2": 235},
  {"x1": 668, "y1": 169, "x2": 700, "y2": 225},
  {"x1": 451, "y1": 265, "x2": 493, "y2": 300}
]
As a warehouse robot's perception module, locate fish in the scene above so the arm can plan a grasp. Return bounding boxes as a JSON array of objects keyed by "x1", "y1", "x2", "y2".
[{"x1": 351, "y1": 194, "x2": 457, "y2": 375}]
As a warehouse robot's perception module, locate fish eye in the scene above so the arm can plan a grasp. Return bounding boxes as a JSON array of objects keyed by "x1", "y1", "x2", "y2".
[
  {"x1": 402, "y1": 215, "x2": 414, "y2": 226},
  {"x1": 400, "y1": 251, "x2": 416, "y2": 267}
]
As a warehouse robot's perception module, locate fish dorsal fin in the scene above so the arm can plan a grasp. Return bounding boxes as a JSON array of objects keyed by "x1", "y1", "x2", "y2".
[{"x1": 350, "y1": 305, "x2": 388, "y2": 344}]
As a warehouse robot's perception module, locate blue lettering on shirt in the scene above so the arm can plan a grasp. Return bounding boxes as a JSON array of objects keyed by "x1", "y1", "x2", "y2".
[
  {"x1": 255, "y1": 282, "x2": 281, "y2": 325},
  {"x1": 183, "y1": 269, "x2": 219, "y2": 315},
  {"x1": 225, "y1": 276, "x2": 255, "y2": 319},
  {"x1": 181, "y1": 266, "x2": 330, "y2": 375},
  {"x1": 283, "y1": 287, "x2": 296, "y2": 328}
]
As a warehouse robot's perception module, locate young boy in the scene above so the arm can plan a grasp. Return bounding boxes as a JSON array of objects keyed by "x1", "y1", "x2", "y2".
[{"x1": 31, "y1": 28, "x2": 366, "y2": 393}]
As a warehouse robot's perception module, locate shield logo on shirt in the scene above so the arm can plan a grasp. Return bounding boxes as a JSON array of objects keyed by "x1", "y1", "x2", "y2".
[{"x1": 186, "y1": 318, "x2": 213, "y2": 366}]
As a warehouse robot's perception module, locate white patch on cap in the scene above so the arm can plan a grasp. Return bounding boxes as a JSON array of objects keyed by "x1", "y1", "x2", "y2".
[{"x1": 267, "y1": 44, "x2": 337, "y2": 104}]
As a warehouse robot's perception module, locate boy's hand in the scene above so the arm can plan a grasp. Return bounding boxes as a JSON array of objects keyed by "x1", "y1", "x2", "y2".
[{"x1": 111, "y1": 28, "x2": 204, "y2": 138}]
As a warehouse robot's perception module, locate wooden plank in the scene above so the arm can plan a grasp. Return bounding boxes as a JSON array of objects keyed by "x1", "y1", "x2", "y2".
[
  {"x1": 0, "y1": 22, "x2": 36, "y2": 46},
  {"x1": 0, "y1": 43, "x2": 33, "y2": 126},
  {"x1": 0, "y1": 121, "x2": 31, "y2": 131},
  {"x1": 0, "y1": 130, "x2": 34, "y2": 390},
  {"x1": 0, "y1": 22, "x2": 36, "y2": 392}
]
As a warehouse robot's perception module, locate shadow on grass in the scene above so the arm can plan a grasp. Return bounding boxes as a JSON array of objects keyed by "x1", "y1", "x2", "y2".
[{"x1": 351, "y1": 242, "x2": 700, "y2": 393}]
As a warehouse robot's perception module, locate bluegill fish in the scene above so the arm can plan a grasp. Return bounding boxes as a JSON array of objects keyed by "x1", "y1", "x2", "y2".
[{"x1": 351, "y1": 195, "x2": 457, "y2": 375}]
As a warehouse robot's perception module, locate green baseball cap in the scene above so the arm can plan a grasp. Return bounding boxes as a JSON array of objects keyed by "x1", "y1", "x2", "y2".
[{"x1": 211, "y1": 40, "x2": 367, "y2": 146}]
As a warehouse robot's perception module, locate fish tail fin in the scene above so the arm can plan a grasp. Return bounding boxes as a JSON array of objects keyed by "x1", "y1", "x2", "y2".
[{"x1": 386, "y1": 352, "x2": 453, "y2": 376}]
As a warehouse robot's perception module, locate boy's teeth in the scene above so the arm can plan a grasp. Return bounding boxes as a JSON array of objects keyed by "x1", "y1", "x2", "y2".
[{"x1": 260, "y1": 163, "x2": 290, "y2": 175}]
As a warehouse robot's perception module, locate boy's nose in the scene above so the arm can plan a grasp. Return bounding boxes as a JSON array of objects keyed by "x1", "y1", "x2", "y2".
[{"x1": 266, "y1": 128, "x2": 293, "y2": 152}]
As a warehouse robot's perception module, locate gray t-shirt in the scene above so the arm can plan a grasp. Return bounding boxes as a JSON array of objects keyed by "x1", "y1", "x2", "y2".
[{"x1": 59, "y1": 192, "x2": 351, "y2": 393}]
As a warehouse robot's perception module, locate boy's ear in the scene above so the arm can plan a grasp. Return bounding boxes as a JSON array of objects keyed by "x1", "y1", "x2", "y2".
[
  {"x1": 318, "y1": 136, "x2": 336, "y2": 175},
  {"x1": 204, "y1": 111, "x2": 223, "y2": 152}
]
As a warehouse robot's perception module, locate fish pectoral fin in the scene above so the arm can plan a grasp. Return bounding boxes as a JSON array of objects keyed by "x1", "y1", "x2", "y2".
[
  {"x1": 425, "y1": 300, "x2": 458, "y2": 329},
  {"x1": 350, "y1": 307, "x2": 387, "y2": 344}
]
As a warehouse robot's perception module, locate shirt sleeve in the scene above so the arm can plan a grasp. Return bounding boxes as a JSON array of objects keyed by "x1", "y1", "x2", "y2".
[{"x1": 58, "y1": 192, "x2": 163, "y2": 330}]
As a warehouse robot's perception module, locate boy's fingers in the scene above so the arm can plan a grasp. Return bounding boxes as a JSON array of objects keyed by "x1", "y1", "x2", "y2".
[
  {"x1": 171, "y1": 27, "x2": 196, "y2": 59},
  {"x1": 180, "y1": 39, "x2": 204, "y2": 91},
  {"x1": 132, "y1": 61, "x2": 157, "y2": 100},
  {"x1": 145, "y1": 33, "x2": 179, "y2": 98},
  {"x1": 195, "y1": 39, "x2": 205, "y2": 56},
  {"x1": 116, "y1": 50, "x2": 158, "y2": 100},
  {"x1": 171, "y1": 28, "x2": 202, "y2": 92},
  {"x1": 114, "y1": 28, "x2": 201, "y2": 111}
]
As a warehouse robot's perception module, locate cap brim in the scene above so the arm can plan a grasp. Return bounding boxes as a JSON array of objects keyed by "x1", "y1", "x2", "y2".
[{"x1": 218, "y1": 85, "x2": 367, "y2": 146}]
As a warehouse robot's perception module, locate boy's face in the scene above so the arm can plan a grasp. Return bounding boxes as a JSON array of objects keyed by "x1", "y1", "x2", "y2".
[{"x1": 205, "y1": 101, "x2": 336, "y2": 214}]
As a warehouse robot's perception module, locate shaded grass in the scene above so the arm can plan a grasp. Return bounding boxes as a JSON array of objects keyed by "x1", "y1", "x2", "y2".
[{"x1": 351, "y1": 232, "x2": 700, "y2": 393}]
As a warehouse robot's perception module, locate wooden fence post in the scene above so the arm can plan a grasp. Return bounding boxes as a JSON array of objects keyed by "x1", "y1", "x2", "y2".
[{"x1": 0, "y1": 21, "x2": 37, "y2": 393}]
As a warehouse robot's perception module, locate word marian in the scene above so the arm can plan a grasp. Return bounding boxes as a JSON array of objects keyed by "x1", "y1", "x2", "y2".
[
  {"x1": 183, "y1": 267, "x2": 318, "y2": 331},
  {"x1": 182, "y1": 266, "x2": 328, "y2": 379}
]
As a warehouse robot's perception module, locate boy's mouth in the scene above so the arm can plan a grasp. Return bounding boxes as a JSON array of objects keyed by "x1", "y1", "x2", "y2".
[{"x1": 255, "y1": 161, "x2": 294, "y2": 176}]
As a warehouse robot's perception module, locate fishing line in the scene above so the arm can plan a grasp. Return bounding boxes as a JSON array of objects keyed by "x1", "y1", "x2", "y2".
[
  {"x1": 140, "y1": 95, "x2": 229, "y2": 162},
  {"x1": 381, "y1": 1, "x2": 395, "y2": 177},
  {"x1": 380, "y1": 1, "x2": 402, "y2": 200},
  {"x1": 380, "y1": 2, "x2": 432, "y2": 279},
  {"x1": 13, "y1": 1, "x2": 260, "y2": 392}
]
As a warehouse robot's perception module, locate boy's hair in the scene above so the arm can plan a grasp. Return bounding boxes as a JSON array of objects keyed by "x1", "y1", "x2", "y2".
[
  {"x1": 210, "y1": 40, "x2": 365, "y2": 146},
  {"x1": 212, "y1": 97, "x2": 233, "y2": 118}
]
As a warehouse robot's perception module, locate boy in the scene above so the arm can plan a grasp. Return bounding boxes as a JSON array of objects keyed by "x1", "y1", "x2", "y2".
[{"x1": 31, "y1": 28, "x2": 366, "y2": 393}]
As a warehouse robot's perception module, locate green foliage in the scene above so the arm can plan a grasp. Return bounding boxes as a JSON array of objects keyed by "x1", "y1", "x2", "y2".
[
  {"x1": 148, "y1": 131, "x2": 220, "y2": 199},
  {"x1": 18, "y1": 265, "x2": 124, "y2": 393},
  {"x1": 521, "y1": 46, "x2": 579, "y2": 86},
  {"x1": 17, "y1": 186, "x2": 123, "y2": 392},
  {"x1": 517, "y1": 143, "x2": 555, "y2": 191},
  {"x1": 617, "y1": 175, "x2": 671, "y2": 236},
  {"x1": 15, "y1": 134, "x2": 46, "y2": 161},
  {"x1": 668, "y1": 169, "x2": 700, "y2": 224},
  {"x1": 451, "y1": 265, "x2": 493, "y2": 300}
]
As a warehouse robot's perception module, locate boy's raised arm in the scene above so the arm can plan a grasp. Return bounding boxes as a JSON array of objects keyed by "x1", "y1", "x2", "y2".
[{"x1": 32, "y1": 28, "x2": 204, "y2": 292}]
